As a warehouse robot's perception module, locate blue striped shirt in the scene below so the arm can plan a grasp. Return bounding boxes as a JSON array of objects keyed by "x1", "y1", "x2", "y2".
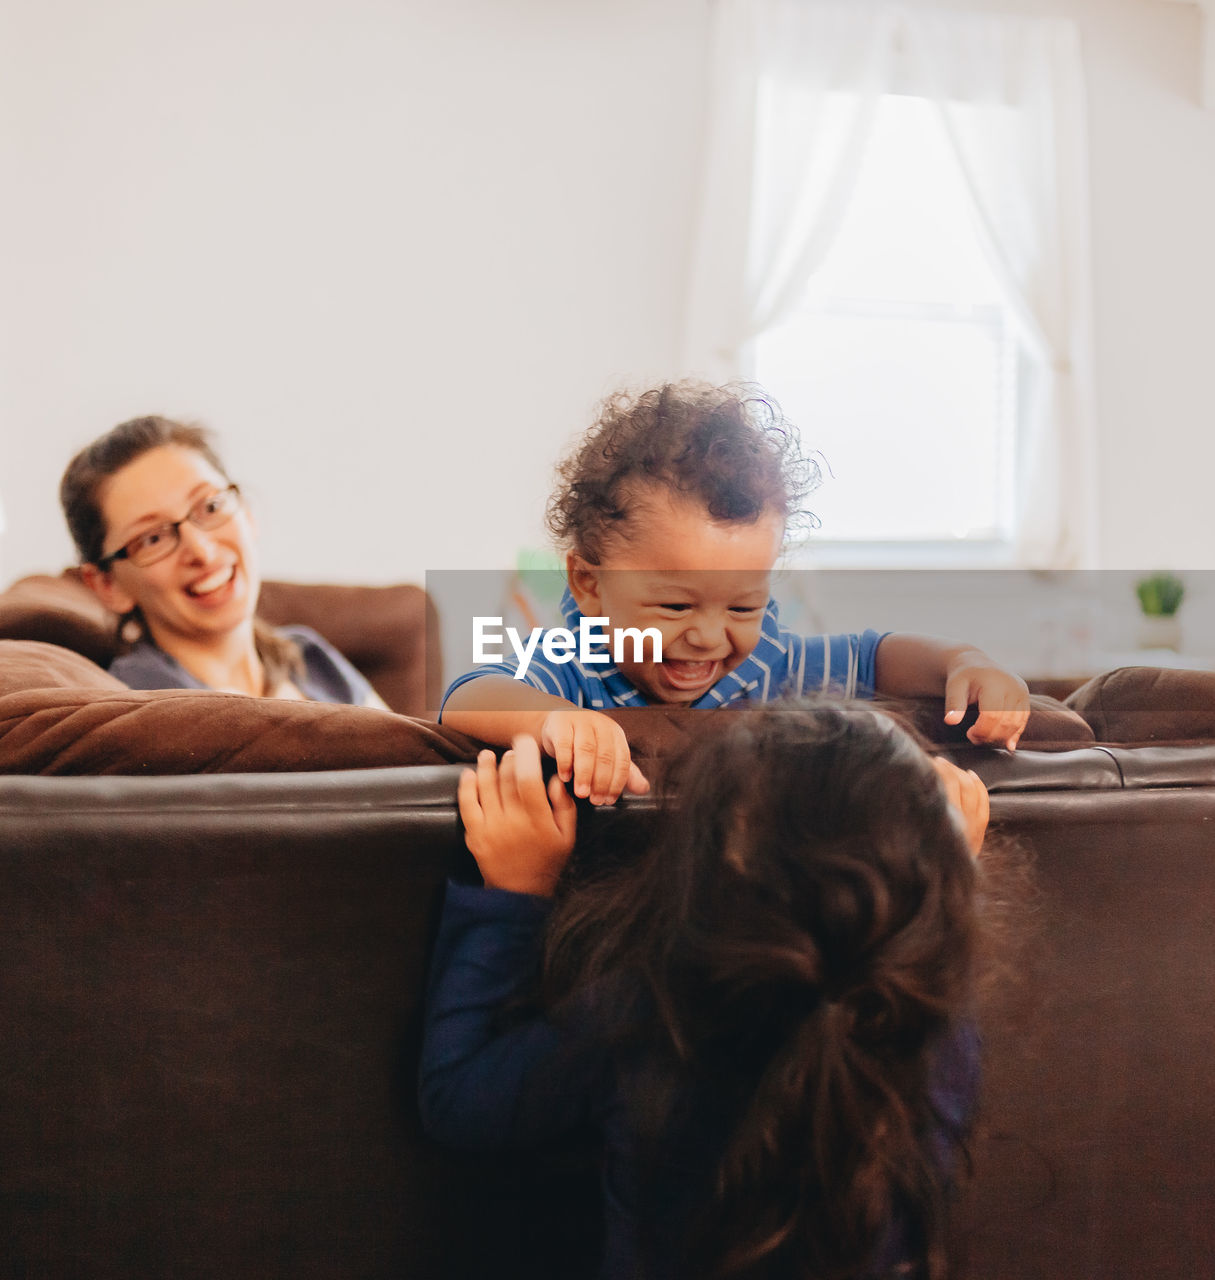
[{"x1": 441, "y1": 590, "x2": 886, "y2": 714}]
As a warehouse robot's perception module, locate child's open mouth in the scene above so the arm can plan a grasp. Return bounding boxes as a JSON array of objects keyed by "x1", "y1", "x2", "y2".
[{"x1": 661, "y1": 659, "x2": 720, "y2": 692}]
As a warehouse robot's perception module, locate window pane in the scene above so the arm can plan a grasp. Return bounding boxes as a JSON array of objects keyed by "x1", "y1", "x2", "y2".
[
  {"x1": 753, "y1": 93, "x2": 1020, "y2": 552},
  {"x1": 756, "y1": 308, "x2": 1007, "y2": 541}
]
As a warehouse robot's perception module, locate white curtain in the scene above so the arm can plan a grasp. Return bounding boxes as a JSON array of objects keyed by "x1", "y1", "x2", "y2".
[{"x1": 682, "y1": 0, "x2": 1096, "y2": 568}]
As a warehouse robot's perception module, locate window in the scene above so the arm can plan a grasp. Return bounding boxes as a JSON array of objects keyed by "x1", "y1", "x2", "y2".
[
  {"x1": 750, "y1": 93, "x2": 1028, "y2": 562},
  {"x1": 684, "y1": 4, "x2": 1093, "y2": 568}
]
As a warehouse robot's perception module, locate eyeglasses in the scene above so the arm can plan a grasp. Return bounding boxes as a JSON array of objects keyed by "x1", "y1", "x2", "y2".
[{"x1": 95, "y1": 484, "x2": 242, "y2": 570}]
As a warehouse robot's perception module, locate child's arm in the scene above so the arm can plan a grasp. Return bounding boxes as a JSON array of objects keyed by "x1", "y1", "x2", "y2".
[
  {"x1": 442, "y1": 674, "x2": 649, "y2": 805},
  {"x1": 875, "y1": 635, "x2": 1030, "y2": 751},
  {"x1": 418, "y1": 736, "x2": 592, "y2": 1150}
]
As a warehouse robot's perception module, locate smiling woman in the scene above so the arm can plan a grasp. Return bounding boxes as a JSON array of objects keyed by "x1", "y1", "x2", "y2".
[{"x1": 59, "y1": 416, "x2": 384, "y2": 704}]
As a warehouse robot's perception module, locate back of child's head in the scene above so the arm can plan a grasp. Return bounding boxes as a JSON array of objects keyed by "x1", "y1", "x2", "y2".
[
  {"x1": 651, "y1": 697, "x2": 975, "y2": 1015},
  {"x1": 546, "y1": 381, "x2": 818, "y2": 563},
  {"x1": 546, "y1": 698, "x2": 977, "y2": 1279}
]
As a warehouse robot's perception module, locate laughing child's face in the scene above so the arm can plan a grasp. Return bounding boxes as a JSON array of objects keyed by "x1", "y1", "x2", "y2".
[{"x1": 566, "y1": 485, "x2": 784, "y2": 706}]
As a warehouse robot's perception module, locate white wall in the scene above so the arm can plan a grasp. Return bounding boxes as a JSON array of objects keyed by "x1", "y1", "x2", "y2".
[
  {"x1": 0, "y1": 0, "x2": 710, "y2": 586},
  {"x1": 2, "y1": 0, "x2": 1213, "y2": 602}
]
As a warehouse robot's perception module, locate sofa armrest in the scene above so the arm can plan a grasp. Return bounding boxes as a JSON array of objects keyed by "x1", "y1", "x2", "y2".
[{"x1": 0, "y1": 570, "x2": 117, "y2": 665}]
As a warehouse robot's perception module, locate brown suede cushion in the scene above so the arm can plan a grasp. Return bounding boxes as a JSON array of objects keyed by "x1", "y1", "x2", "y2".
[
  {"x1": 1067, "y1": 666, "x2": 1215, "y2": 744},
  {"x1": 0, "y1": 675, "x2": 480, "y2": 777},
  {"x1": 0, "y1": 640, "x2": 127, "y2": 696}
]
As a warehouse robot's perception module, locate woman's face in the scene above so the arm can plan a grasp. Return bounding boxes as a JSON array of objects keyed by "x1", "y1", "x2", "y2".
[{"x1": 87, "y1": 444, "x2": 260, "y2": 650}]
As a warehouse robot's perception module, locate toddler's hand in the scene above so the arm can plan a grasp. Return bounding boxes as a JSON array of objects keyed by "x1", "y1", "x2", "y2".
[
  {"x1": 943, "y1": 656, "x2": 1031, "y2": 751},
  {"x1": 932, "y1": 756, "x2": 990, "y2": 858},
  {"x1": 540, "y1": 709, "x2": 650, "y2": 806},
  {"x1": 458, "y1": 735, "x2": 579, "y2": 897}
]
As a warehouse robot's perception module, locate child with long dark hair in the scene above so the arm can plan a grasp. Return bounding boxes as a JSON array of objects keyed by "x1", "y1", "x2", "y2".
[{"x1": 420, "y1": 699, "x2": 993, "y2": 1279}]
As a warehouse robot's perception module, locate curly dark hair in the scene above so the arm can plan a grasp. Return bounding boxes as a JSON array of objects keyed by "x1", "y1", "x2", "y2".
[{"x1": 546, "y1": 382, "x2": 819, "y2": 562}]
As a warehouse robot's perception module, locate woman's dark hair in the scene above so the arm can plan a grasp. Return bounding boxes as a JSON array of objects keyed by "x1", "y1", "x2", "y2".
[
  {"x1": 59, "y1": 415, "x2": 301, "y2": 690},
  {"x1": 546, "y1": 382, "x2": 819, "y2": 562},
  {"x1": 543, "y1": 699, "x2": 981, "y2": 1279}
]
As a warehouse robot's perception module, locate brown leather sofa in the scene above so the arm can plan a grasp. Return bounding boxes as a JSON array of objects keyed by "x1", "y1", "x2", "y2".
[{"x1": 2, "y1": 572, "x2": 1214, "y2": 1278}]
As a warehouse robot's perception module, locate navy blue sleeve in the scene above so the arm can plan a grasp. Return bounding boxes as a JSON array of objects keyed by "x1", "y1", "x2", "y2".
[
  {"x1": 927, "y1": 1017, "x2": 982, "y2": 1174},
  {"x1": 418, "y1": 881, "x2": 602, "y2": 1151},
  {"x1": 863, "y1": 1018, "x2": 981, "y2": 1276}
]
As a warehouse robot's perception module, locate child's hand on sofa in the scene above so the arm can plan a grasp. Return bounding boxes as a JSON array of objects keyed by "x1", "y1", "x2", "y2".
[
  {"x1": 932, "y1": 756, "x2": 990, "y2": 858},
  {"x1": 458, "y1": 735, "x2": 579, "y2": 897},
  {"x1": 540, "y1": 708, "x2": 650, "y2": 806},
  {"x1": 943, "y1": 654, "x2": 1031, "y2": 751}
]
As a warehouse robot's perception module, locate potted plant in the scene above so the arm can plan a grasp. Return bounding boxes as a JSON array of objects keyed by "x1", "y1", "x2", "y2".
[{"x1": 1135, "y1": 572, "x2": 1185, "y2": 651}]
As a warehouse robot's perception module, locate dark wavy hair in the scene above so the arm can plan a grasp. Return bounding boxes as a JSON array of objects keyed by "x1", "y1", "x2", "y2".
[
  {"x1": 59, "y1": 415, "x2": 301, "y2": 688},
  {"x1": 542, "y1": 699, "x2": 982, "y2": 1279},
  {"x1": 546, "y1": 382, "x2": 819, "y2": 562}
]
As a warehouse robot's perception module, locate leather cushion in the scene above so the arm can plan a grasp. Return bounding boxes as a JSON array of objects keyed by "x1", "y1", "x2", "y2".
[
  {"x1": 886, "y1": 691, "x2": 1094, "y2": 749},
  {"x1": 1067, "y1": 665, "x2": 1215, "y2": 744},
  {"x1": 604, "y1": 693, "x2": 1094, "y2": 793},
  {"x1": 257, "y1": 579, "x2": 440, "y2": 718}
]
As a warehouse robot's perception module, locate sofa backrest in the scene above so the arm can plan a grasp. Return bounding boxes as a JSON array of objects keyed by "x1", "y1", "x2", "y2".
[
  {"x1": 1, "y1": 767, "x2": 472, "y2": 1278},
  {"x1": 257, "y1": 578, "x2": 441, "y2": 718},
  {"x1": 956, "y1": 783, "x2": 1215, "y2": 1277},
  {"x1": 3, "y1": 758, "x2": 1215, "y2": 1278}
]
